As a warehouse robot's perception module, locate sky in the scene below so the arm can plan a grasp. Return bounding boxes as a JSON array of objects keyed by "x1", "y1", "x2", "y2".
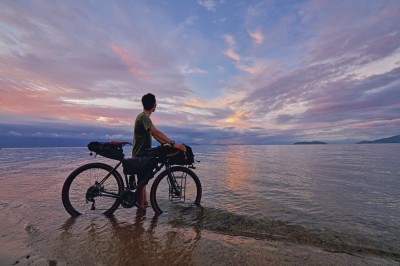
[{"x1": 0, "y1": 0, "x2": 399, "y2": 147}]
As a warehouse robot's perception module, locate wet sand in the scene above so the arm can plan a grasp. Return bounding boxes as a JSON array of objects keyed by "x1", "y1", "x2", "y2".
[{"x1": 1, "y1": 206, "x2": 399, "y2": 266}]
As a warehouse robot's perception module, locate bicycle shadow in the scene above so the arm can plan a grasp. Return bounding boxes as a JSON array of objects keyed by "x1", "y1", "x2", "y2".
[{"x1": 59, "y1": 208, "x2": 204, "y2": 265}]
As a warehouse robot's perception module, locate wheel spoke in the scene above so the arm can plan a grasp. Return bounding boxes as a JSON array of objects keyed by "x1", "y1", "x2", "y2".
[
  {"x1": 62, "y1": 163, "x2": 123, "y2": 216},
  {"x1": 151, "y1": 166, "x2": 201, "y2": 214}
]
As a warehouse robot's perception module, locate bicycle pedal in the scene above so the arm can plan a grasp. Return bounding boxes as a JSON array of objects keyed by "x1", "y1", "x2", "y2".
[
  {"x1": 134, "y1": 202, "x2": 146, "y2": 211},
  {"x1": 120, "y1": 191, "x2": 136, "y2": 208}
]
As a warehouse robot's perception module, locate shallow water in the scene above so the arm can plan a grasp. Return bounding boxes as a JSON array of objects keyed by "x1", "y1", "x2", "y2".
[{"x1": 0, "y1": 144, "x2": 399, "y2": 265}]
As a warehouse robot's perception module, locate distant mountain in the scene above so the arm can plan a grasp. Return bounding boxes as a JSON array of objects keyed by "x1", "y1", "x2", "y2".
[
  {"x1": 293, "y1": 141, "x2": 327, "y2": 145},
  {"x1": 357, "y1": 134, "x2": 400, "y2": 144}
]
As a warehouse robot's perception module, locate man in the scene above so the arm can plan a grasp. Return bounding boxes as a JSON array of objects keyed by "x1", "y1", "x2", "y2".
[
  {"x1": 132, "y1": 93, "x2": 186, "y2": 207},
  {"x1": 132, "y1": 93, "x2": 186, "y2": 157}
]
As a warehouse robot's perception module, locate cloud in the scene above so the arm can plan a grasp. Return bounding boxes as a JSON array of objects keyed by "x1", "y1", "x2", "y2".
[
  {"x1": 223, "y1": 34, "x2": 241, "y2": 61},
  {"x1": 249, "y1": 30, "x2": 264, "y2": 44},
  {"x1": 111, "y1": 44, "x2": 148, "y2": 80},
  {"x1": 197, "y1": 0, "x2": 219, "y2": 12},
  {"x1": 9, "y1": 131, "x2": 22, "y2": 136},
  {"x1": 180, "y1": 66, "x2": 208, "y2": 75},
  {"x1": 0, "y1": 1, "x2": 197, "y2": 127},
  {"x1": 223, "y1": 34, "x2": 235, "y2": 47},
  {"x1": 174, "y1": 16, "x2": 199, "y2": 32},
  {"x1": 215, "y1": 0, "x2": 400, "y2": 140},
  {"x1": 224, "y1": 50, "x2": 241, "y2": 61}
]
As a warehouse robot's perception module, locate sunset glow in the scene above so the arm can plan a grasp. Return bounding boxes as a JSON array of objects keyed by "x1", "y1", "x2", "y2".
[{"x1": 0, "y1": 0, "x2": 399, "y2": 146}]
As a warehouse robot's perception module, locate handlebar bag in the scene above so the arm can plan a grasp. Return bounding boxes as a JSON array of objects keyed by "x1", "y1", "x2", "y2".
[{"x1": 169, "y1": 145, "x2": 195, "y2": 165}]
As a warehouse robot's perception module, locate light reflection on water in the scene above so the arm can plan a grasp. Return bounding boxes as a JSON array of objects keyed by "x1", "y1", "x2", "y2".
[
  {"x1": 195, "y1": 144, "x2": 400, "y2": 256},
  {"x1": 0, "y1": 144, "x2": 400, "y2": 265}
]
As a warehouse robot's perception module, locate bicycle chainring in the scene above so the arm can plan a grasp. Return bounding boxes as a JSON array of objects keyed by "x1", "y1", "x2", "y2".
[{"x1": 120, "y1": 191, "x2": 136, "y2": 208}]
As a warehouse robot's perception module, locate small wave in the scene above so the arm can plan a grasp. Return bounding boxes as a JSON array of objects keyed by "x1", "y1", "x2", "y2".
[{"x1": 167, "y1": 206, "x2": 400, "y2": 261}]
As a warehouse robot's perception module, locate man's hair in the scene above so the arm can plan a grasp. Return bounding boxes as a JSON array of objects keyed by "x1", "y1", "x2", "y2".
[{"x1": 142, "y1": 93, "x2": 156, "y2": 110}]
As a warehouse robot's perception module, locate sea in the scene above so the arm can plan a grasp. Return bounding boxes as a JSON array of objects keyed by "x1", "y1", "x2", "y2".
[{"x1": 0, "y1": 144, "x2": 399, "y2": 265}]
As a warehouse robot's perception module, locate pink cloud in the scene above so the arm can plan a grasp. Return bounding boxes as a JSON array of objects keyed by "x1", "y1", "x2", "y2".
[
  {"x1": 111, "y1": 44, "x2": 148, "y2": 80},
  {"x1": 249, "y1": 30, "x2": 264, "y2": 44},
  {"x1": 223, "y1": 34, "x2": 241, "y2": 61},
  {"x1": 352, "y1": 119, "x2": 400, "y2": 128},
  {"x1": 225, "y1": 49, "x2": 241, "y2": 61}
]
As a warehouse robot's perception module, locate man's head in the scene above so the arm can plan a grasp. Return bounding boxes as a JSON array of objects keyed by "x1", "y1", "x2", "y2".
[{"x1": 142, "y1": 93, "x2": 156, "y2": 111}]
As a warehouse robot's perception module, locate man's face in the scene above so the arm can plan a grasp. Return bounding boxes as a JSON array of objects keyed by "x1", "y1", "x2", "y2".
[{"x1": 152, "y1": 103, "x2": 157, "y2": 112}]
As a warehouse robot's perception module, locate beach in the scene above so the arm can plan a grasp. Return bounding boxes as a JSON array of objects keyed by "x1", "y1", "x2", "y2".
[{"x1": 1, "y1": 207, "x2": 397, "y2": 265}]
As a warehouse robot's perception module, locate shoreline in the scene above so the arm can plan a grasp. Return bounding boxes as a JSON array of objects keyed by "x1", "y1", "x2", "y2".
[
  {"x1": 1, "y1": 205, "x2": 399, "y2": 266},
  {"x1": 2, "y1": 223, "x2": 399, "y2": 266}
]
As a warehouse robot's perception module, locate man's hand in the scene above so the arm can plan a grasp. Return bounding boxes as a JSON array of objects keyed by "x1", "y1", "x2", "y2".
[{"x1": 173, "y1": 143, "x2": 186, "y2": 152}]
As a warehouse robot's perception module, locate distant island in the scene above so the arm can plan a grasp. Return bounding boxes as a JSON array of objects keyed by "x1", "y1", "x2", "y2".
[
  {"x1": 293, "y1": 141, "x2": 327, "y2": 145},
  {"x1": 357, "y1": 134, "x2": 400, "y2": 144}
]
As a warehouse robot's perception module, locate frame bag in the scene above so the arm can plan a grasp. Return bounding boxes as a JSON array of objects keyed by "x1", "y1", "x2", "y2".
[{"x1": 122, "y1": 157, "x2": 157, "y2": 175}]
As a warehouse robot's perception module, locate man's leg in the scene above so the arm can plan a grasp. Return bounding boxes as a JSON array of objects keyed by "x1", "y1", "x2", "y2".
[
  {"x1": 138, "y1": 173, "x2": 149, "y2": 208},
  {"x1": 138, "y1": 185, "x2": 148, "y2": 207}
]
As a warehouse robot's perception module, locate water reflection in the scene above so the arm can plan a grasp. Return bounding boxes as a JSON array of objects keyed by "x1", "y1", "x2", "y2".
[
  {"x1": 222, "y1": 146, "x2": 260, "y2": 213},
  {"x1": 55, "y1": 210, "x2": 203, "y2": 265},
  {"x1": 225, "y1": 146, "x2": 248, "y2": 190}
]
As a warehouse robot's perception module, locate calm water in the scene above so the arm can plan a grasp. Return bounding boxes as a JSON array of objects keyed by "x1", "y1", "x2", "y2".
[{"x1": 0, "y1": 144, "x2": 399, "y2": 265}]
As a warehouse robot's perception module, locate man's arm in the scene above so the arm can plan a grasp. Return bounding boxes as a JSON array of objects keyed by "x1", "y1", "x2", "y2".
[{"x1": 149, "y1": 125, "x2": 186, "y2": 151}]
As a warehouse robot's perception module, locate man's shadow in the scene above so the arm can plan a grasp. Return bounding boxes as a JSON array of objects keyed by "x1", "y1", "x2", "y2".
[{"x1": 59, "y1": 208, "x2": 204, "y2": 264}]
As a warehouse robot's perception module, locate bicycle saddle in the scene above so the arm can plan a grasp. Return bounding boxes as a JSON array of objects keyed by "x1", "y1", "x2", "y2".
[{"x1": 109, "y1": 141, "x2": 132, "y2": 146}]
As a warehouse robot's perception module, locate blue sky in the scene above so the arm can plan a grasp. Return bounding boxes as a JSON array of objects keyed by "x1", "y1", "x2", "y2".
[{"x1": 0, "y1": 0, "x2": 399, "y2": 147}]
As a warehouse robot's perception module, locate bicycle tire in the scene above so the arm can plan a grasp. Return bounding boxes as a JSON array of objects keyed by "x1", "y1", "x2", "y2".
[
  {"x1": 62, "y1": 162, "x2": 124, "y2": 216},
  {"x1": 150, "y1": 166, "x2": 202, "y2": 214}
]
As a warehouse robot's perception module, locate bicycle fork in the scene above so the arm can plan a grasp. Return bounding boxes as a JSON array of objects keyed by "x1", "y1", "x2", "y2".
[{"x1": 166, "y1": 165, "x2": 186, "y2": 203}]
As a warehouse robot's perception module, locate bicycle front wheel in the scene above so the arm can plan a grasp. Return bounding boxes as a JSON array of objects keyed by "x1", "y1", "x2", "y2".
[
  {"x1": 62, "y1": 163, "x2": 124, "y2": 216},
  {"x1": 150, "y1": 166, "x2": 202, "y2": 214}
]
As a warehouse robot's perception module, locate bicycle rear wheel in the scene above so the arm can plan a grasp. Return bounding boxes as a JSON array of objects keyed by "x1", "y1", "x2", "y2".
[
  {"x1": 150, "y1": 166, "x2": 202, "y2": 214},
  {"x1": 62, "y1": 163, "x2": 124, "y2": 216}
]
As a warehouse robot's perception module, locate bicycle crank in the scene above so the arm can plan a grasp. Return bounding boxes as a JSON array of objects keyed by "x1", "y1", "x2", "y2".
[
  {"x1": 120, "y1": 190, "x2": 146, "y2": 211},
  {"x1": 120, "y1": 191, "x2": 136, "y2": 208}
]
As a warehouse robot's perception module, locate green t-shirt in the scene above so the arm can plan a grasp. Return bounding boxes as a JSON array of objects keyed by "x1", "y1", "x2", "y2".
[{"x1": 132, "y1": 112, "x2": 154, "y2": 158}]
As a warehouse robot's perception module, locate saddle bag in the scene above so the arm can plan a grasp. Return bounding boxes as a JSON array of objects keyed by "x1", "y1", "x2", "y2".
[
  {"x1": 122, "y1": 157, "x2": 157, "y2": 175},
  {"x1": 87, "y1": 141, "x2": 124, "y2": 160}
]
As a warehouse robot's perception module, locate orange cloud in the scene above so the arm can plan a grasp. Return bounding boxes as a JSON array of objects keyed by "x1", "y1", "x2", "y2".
[
  {"x1": 225, "y1": 49, "x2": 241, "y2": 61},
  {"x1": 225, "y1": 110, "x2": 249, "y2": 124},
  {"x1": 223, "y1": 34, "x2": 241, "y2": 61},
  {"x1": 249, "y1": 30, "x2": 264, "y2": 44},
  {"x1": 111, "y1": 44, "x2": 148, "y2": 80}
]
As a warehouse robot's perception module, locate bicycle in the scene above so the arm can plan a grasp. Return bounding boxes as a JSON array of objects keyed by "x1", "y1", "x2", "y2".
[{"x1": 62, "y1": 141, "x2": 202, "y2": 216}]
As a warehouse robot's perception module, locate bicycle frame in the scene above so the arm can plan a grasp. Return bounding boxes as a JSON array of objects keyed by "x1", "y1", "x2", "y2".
[
  {"x1": 63, "y1": 143, "x2": 201, "y2": 216},
  {"x1": 97, "y1": 161, "x2": 122, "y2": 187},
  {"x1": 90, "y1": 160, "x2": 183, "y2": 202}
]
